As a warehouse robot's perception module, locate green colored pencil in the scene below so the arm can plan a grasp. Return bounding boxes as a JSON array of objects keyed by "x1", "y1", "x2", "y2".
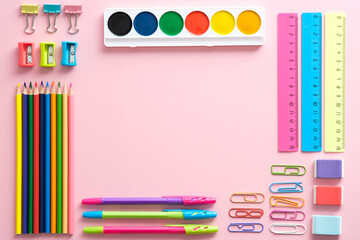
[
  {"x1": 56, "y1": 82, "x2": 63, "y2": 233},
  {"x1": 28, "y1": 83, "x2": 34, "y2": 233}
]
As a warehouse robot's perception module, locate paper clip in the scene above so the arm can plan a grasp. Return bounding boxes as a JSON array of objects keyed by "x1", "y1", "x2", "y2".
[
  {"x1": 229, "y1": 208, "x2": 264, "y2": 218},
  {"x1": 270, "y1": 223, "x2": 306, "y2": 235},
  {"x1": 271, "y1": 165, "x2": 306, "y2": 176},
  {"x1": 270, "y1": 196, "x2": 305, "y2": 208},
  {"x1": 44, "y1": 4, "x2": 61, "y2": 33},
  {"x1": 21, "y1": 4, "x2": 39, "y2": 34},
  {"x1": 61, "y1": 41, "x2": 78, "y2": 66},
  {"x1": 270, "y1": 210, "x2": 305, "y2": 221},
  {"x1": 270, "y1": 182, "x2": 303, "y2": 193},
  {"x1": 228, "y1": 223, "x2": 264, "y2": 233},
  {"x1": 64, "y1": 4, "x2": 82, "y2": 34},
  {"x1": 18, "y1": 42, "x2": 34, "y2": 67},
  {"x1": 230, "y1": 193, "x2": 265, "y2": 203},
  {"x1": 40, "y1": 42, "x2": 56, "y2": 67}
]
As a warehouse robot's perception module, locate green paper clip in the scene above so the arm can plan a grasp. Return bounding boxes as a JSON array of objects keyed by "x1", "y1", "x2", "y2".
[
  {"x1": 271, "y1": 165, "x2": 306, "y2": 176},
  {"x1": 40, "y1": 42, "x2": 56, "y2": 67}
]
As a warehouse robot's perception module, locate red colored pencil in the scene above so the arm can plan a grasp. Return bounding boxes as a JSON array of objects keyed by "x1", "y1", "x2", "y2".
[{"x1": 33, "y1": 83, "x2": 40, "y2": 233}]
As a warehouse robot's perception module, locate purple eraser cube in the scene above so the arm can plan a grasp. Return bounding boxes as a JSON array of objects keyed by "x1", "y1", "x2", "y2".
[{"x1": 315, "y1": 159, "x2": 343, "y2": 178}]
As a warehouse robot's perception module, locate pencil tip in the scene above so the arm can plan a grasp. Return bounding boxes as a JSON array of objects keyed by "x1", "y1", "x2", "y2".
[
  {"x1": 41, "y1": 81, "x2": 44, "y2": 87},
  {"x1": 24, "y1": 82, "x2": 26, "y2": 88},
  {"x1": 35, "y1": 82, "x2": 38, "y2": 87},
  {"x1": 58, "y1": 82, "x2": 61, "y2": 87},
  {"x1": 18, "y1": 83, "x2": 20, "y2": 87},
  {"x1": 46, "y1": 82, "x2": 49, "y2": 88},
  {"x1": 52, "y1": 81, "x2": 54, "y2": 87},
  {"x1": 30, "y1": 82, "x2": 32, "y2": 88},
  {"x1": 70, "y1": 83, "x2": 72, "y2": 87}
]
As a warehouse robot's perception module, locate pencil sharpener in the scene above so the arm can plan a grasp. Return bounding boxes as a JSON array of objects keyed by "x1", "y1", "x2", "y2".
[
  {"x1": 61, "y1": 41, "x2": 77, "y2": 66},
  {"x1": 40, "y1": 42, "x2": 56, "y2": 67},
  {"x1": 18, "y1": 42, "x2": 35, "y2": 67}
]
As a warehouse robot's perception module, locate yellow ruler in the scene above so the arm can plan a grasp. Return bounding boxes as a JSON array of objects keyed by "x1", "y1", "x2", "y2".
[{"x1": 325, "y1": 13, "x2": 345, "y2": 152}]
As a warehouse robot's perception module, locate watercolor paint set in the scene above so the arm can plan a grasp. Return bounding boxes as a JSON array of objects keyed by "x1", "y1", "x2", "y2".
[{"x1": 104, "y1": 7, "x2": 265, "y2": 47}]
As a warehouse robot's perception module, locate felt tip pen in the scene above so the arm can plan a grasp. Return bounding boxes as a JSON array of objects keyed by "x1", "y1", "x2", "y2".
[
  {"x1": 82, "y1": 196, "x2": 216, "y2": 205},
  {"x1": 83, "y1": 209, "x2": 217, "y2": 220},
  {"x1": 84, "y1": 225, "x2": 218, "y2": 235}
]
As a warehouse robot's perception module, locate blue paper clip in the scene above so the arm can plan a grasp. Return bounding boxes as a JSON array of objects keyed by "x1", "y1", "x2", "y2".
[
  {"x1": 61, "y1": 41, "x2": 78, "y2": 66},
  {"x1": 270, "y1": 182, "x2": 303, "y2": 193},
  {"x1": 228, "y1": 223, "x2": 264, "y2": 233},
  {"x1": 44, "y1": 4, "x2": 61, "y2": 33}
]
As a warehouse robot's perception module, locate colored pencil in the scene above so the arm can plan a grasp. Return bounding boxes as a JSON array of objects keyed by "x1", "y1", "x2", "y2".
[
  {"x1": 22, "y1": 83, "x2": 28, "y2": 234},
  {"x1": 56, "y1": 82, "x2": 63, "y2": 233},
  {"x1": 62, "y1": 83, "x2": 69, "y2": 233},
  {"x1": 45, "y1": 83, "x2": 51, "y2": 233},
  {"x1": 16, "y1": 83, "x2": 22, "y2": 234},
  {"x1": 68, "y1": 83, "x2": 74, "y2": 234},
  {"x1": 28, "y1": 83, "x2": 34, "y2": 233},
  {"x1": 39, "y1": 82, "x2": 45, "y2": 232},
  {"x1": 50, "y1": 82, "x2": 57, "y2": 233},
  {"x1": 33, "y1": 83, "x2": 40, "y2": 233}
]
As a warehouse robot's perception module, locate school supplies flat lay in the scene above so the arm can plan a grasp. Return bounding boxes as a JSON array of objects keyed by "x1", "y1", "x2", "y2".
[{"x1": 10, "y1": 1, "x2": 351, "y2": 238}]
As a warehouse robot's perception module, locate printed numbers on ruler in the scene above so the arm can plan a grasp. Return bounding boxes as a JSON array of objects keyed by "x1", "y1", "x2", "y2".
[
  {"x1": 325, "y1": 13, "x2": 345, "y2": 152},
  {"x1": 301, "y1": 13, "x2": 322, "y2": 152},
  {"x1": 278, "y1": 13, "x2": 298, "y2": 152}
]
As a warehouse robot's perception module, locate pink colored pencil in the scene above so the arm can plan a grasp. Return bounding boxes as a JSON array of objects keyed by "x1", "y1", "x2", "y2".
[{"x1": 68, "y1": 83, "x2": 74, "y2": 234}]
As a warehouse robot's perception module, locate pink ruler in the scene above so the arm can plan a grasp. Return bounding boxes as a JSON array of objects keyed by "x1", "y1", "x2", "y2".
[{"x1": 277, "y1": 13, "x2": 298, "y2": 152}]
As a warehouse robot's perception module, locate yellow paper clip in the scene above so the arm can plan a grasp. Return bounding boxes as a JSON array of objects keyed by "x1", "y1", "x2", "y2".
[
  {"x1": 21, "y1": 4, "x2": 39, "y2": 34},
  {"x1": 270, "y1": 196, "x2": 305, "y2": 208},
  {"x1": 230, "y1": 193, "x2": 265, "y2": 203}
]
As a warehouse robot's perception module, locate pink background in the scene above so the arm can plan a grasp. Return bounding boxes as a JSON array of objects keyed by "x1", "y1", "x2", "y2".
[{"x1": 1, "y1": 0, "x2": 359, "y2": 239}]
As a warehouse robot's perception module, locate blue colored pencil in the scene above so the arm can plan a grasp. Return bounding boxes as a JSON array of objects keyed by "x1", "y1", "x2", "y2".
[
  {"x1": 45, "y1": 83, "x2": 51, "y2": 233},
  {"x1": 39, "y1": 82, "x2": 45, "y2": 232},
  {"x1": 22, "y1": 83, "x2": 28, "y2": 234}
]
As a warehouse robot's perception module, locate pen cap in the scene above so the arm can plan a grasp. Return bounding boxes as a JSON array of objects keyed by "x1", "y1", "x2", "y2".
[
  {"x1": 164, "y1": 209, "x2": 217, "y2": 220},
  {"x1": 181, "y1": 196, "x2": 216, "y2": 205},
  {"x1": 166, "y1": 225, "x2": 218, "y2": 235}
]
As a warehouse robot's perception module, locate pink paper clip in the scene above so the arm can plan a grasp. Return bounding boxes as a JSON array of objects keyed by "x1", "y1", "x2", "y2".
[
  {"x1": 229, "y1": 208, "x2": 264, "y2": 218},
  {"x1": 64, "y1": 4, "x2": 82, "y2": 34},
  {"x1": 270, "y1": 210, "x2": 305, "y2": 221}
]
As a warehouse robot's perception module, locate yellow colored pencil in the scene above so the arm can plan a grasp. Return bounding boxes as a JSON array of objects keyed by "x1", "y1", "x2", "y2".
[
  {"x1": 16, "y1": 83, "x2": 22, "y2": 234},
  {"x1": 62, "y1": 83, "x2": 68, "y2": 233},
  {"x1": 50, "y1": 82, "x2": 57, "y2": 233}
]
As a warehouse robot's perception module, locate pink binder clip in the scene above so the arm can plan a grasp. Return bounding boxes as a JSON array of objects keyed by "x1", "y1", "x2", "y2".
[{"x1": 64, "y1": 4, "x2": 82, "y2": 34}]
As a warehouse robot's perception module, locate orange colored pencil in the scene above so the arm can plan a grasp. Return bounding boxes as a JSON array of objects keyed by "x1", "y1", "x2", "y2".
[{"x1": 50, "y1": 82, "x2": 56, "y2": 233}]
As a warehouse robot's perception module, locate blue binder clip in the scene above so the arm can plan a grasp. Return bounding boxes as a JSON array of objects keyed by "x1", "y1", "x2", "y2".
[
  {"x1": 61, "y1": 41, "x2": 77, "y2": 66},
  {"x1": 44, "y1": 4, "x2": 61, "y2": 33},
  {"x1": 270, "y1": 182, "x2": 303, "y2": 193},
  {"x1": 228, "y1": 223, "x2": 264, "y2": 233}
]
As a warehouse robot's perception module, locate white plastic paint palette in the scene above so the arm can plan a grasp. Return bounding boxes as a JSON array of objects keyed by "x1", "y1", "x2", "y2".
[{"x1": 104, "y1": 7, "x2": 265, "y2": 47}]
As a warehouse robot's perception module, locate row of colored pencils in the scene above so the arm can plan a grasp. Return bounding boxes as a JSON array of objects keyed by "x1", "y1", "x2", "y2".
[{"x1": 16, "y1": 82, "x2": 74, "y2": 234}]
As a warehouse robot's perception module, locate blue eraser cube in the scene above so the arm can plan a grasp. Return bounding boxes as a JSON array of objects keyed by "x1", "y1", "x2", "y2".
[
  {"x1": 314, "y1": 159, "x2": 343, "y2": 178},
  {"x1": 312, "y1": 215, "x2": 342, "y2": 235}
]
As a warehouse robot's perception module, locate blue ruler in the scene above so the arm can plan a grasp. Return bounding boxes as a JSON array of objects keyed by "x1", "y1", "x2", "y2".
[{"x1": 301, "y1": 13, "x2": 322, "y2": 152}]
